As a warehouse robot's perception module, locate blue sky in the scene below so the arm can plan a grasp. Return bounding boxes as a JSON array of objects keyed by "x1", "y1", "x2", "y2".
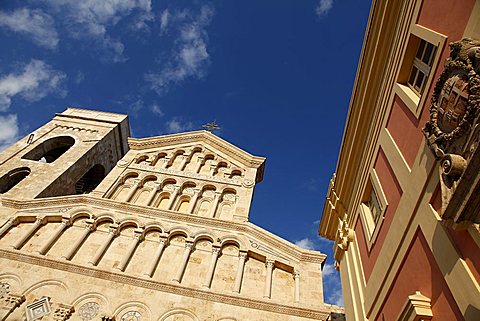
[{"x1": 0, "y1": 0, "x2": 370, "y2": 306}]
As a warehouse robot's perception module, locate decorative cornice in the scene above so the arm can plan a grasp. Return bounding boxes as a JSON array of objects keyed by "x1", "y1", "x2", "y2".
[
  {"x1": 0, "y1": 196, "x2": 326, "y2": 264},
  {"x1": 127, "y1": 131, "x2": 266, "y2": 170},
  {"x1": 0, "y1": 250, "x2": 331, "y2": 320}
]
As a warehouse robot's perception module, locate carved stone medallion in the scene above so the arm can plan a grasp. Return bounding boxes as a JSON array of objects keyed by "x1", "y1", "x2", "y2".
[
  {"x1": 121, "y1": 311, "x2": 142, "y2": 321},
  {"x1": 78, "y1": 302, "x2": 100, "y2": 321},
  {"x1": 424, "y1": 38, "x2": 480, "y2": 158}
]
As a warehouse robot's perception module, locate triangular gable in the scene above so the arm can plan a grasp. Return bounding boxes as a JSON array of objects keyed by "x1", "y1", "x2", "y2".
[{"x1": 128, "y1": 131, "x2": 266, "y2": 181}]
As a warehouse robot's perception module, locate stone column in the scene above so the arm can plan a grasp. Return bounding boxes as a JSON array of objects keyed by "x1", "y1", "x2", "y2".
[
  {"x1": 12, "y1": 217, "x2": 45, "y2": 250},
  {"x1": 209, "y1": 164, "x2": 217, "y2": 176},
  {"x1": 263, "y1": 259, "x2": 275, "y2": 299},
  {"x1": 179, "y1": 155, "x2": 189, "y2": 171},
  {"x1": 62, "y1": 219, "x2": 94, "y2": 261},
  {"x1": 117, "y1": 229, "x2": 143, "y2": 272},
  {"x1": 294, "y1": 270, "x2": 300, "y2": 303},
  {"x1": 187, "y1": 189, "x2": 201, "y2": 214},
  {"x1": 203, "y1": 247, "x2": 221, "y2": 288},
  {"x1": 233, "y1": 251, "x2": 247, "y2": 293},
  {"x1": 145, "y1": 183, "x2": 161, "y2": 207},
  {"x1": 0, "y1": 294, "x2": 25, "y2": 321},
  {"x1": 38, "y1": 218, "x2": 71, "y2": 255},
  {"x1": 144, "y1": 237, "x2": 167, "y2": 277},
  {"x1": 89, "y1": 224, "x2": 118, "y2": 266},
  {"x1": 209, "y1": 192, "x2": 222, "y2": 218},
  {"x1": 173, "y1": 242, "x2": 193, "y2": 283},
  {"x1": 123, "y1": 180, "x2": 140, "y2": 203},
  {"x1": 52, "y1": 303, "x2": 74, "y2": 321},
  {"x1": 161, "y1": 157, "x2": 171, "y2": 169},
  {"x1": 105, "y1": 179, "x2": 122, "y2": 199},
  {"x1": 194, "y1": 156, "x2": 204, "y2": 173},
  {"x1": 0, "y1": 218, "x2": 18, "y2": 238},
  {"x1": 166, "y1": 186, "x2": 180, "y2": 210}
]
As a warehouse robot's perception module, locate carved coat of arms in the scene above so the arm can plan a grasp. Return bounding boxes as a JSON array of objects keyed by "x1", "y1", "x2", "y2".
[{"x1": 423, "y1": 38, "x2": 480, "y2": 224}]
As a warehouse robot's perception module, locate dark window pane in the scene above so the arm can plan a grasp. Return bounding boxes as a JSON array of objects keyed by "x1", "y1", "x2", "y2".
[
  {"x1": 423, "y1": 43, "x2": 434, "y2": 64},
  {"x1": 408, "y1": 66, "x2": 418, "y2": 86},
  {"x1": 416, "y1": 39, "x2": 426, "y2": 59},
  {"x1": 415, "y1": 71, "x2": 425, "y2": 89}
]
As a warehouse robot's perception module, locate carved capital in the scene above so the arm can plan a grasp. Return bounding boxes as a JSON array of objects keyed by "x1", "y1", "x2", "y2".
[
  {"x1": 1, "y1": 294, "x2": 25, "y2": 310},
  {"x1": 108, "y1": 224, "x2": 119, "y2": 235},
  {"x1": 60, "y1": 218, "x2": 71, "y2": 227},
  {"x1": 34, "y1": 216, "x2": 46, "y2": 226},
  {"x1": 52, "y1": 303, "x2": 74, "y2": 321},
  {"x1": 133, "y1": 229, "x2": 144, "y2": 241},
  {"x1": 158, "y1": 237, "x2": 168, "y2": 245},
  {"x1": 265, "y1": 259, "x2": 275, "y2": 268},
  {"x1": 238, "y1": 251, "x2": 248, "y2": 260},
  {"x1": 293, "y1": 270, "x2": 300, "y2": 279}
]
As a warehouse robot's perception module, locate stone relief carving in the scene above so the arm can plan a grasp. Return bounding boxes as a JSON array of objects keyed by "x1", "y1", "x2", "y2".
[
  {"x1": 120, "y1": 310, "x2": 142, "y2": 321},
  {"x1": 0, "y1": 282, "x2": 10, "y2": 298},
  {"x1": 423, "y1": 38, "x2": 480, "y2": 223},
  {"x1": 78, "y1": 302, "x2": 100, "y2": 321},
  {"x1": 26, "y1": 297, "x2": 51, "y2": 321}
]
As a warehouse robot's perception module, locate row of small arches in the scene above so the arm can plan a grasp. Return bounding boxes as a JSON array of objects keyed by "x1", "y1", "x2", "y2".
[
  {"x1": 134, "y1": 147, "x2": 244, "y2": 179},
  {"x1": 0, "y1": 213, "x2": 299, "y2": 303},
  {"x1": 2, "y1": 213, "x2": 246, "y2": 249},
  {"x1": 109, "y1": 172, "x2": 238, "y2": 220}
]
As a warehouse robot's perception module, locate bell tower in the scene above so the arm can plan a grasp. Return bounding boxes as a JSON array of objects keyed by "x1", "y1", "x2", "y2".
[{"x1": 0, "y1": 108, "x2": 129, "y2": 200}]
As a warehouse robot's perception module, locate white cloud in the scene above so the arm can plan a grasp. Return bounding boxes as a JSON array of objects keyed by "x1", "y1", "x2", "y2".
[
  {"x1": 146, "y1": 4, "x2": 214, "y2": 95},
  {"x1": 45, "y1": 0, "x2": 153, "y2": 62},
  {"x1": 75, "y1": 71, "x2": 85, "y2": 84},
  {"x1": 322, "y1": 262, "x2": 344, "y2": 306},
  {"x1": 165, "y1": 118, "x2": 194, "y2": 133},
  {"x1": 159, "y1": 9, "x2": 170, "y2": 34},
  {"x1": 328, "y1": 287, "x2": 344, "y2": 306},
  {"x1": 0, "y1": 8, "x2": 59, "y2": 49},
  {"x1": 294, "y1": 238, "x2": 316, "y2": 250},
  {"x1": 322, "y1": 263, "x2": 335, "y2": 277},
  {"x1": 316, "y1": 0, "x2": 333, "y2": 16},
  {"x1": 150, "y1": 103, "x2": 164, "y2": 117},
  {"x1": 0, "y1": 114, "x2": 19, "y2": 151},
  {"x1": 129, "y1": 99, "x2": 144, "y2": 118},
  {"x1": 0, "y1": 59, "x2": 66, "y2": 111}
]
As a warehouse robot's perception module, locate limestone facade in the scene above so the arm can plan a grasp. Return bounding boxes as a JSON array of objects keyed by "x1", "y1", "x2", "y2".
[{"x1": 0, "y1": 108, "x2": 339, "y2": 321}]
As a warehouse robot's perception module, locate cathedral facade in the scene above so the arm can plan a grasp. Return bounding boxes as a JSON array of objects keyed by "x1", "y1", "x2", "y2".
[{"x1": 0, "y1": 108, "x2": 337, "y2": 321}]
